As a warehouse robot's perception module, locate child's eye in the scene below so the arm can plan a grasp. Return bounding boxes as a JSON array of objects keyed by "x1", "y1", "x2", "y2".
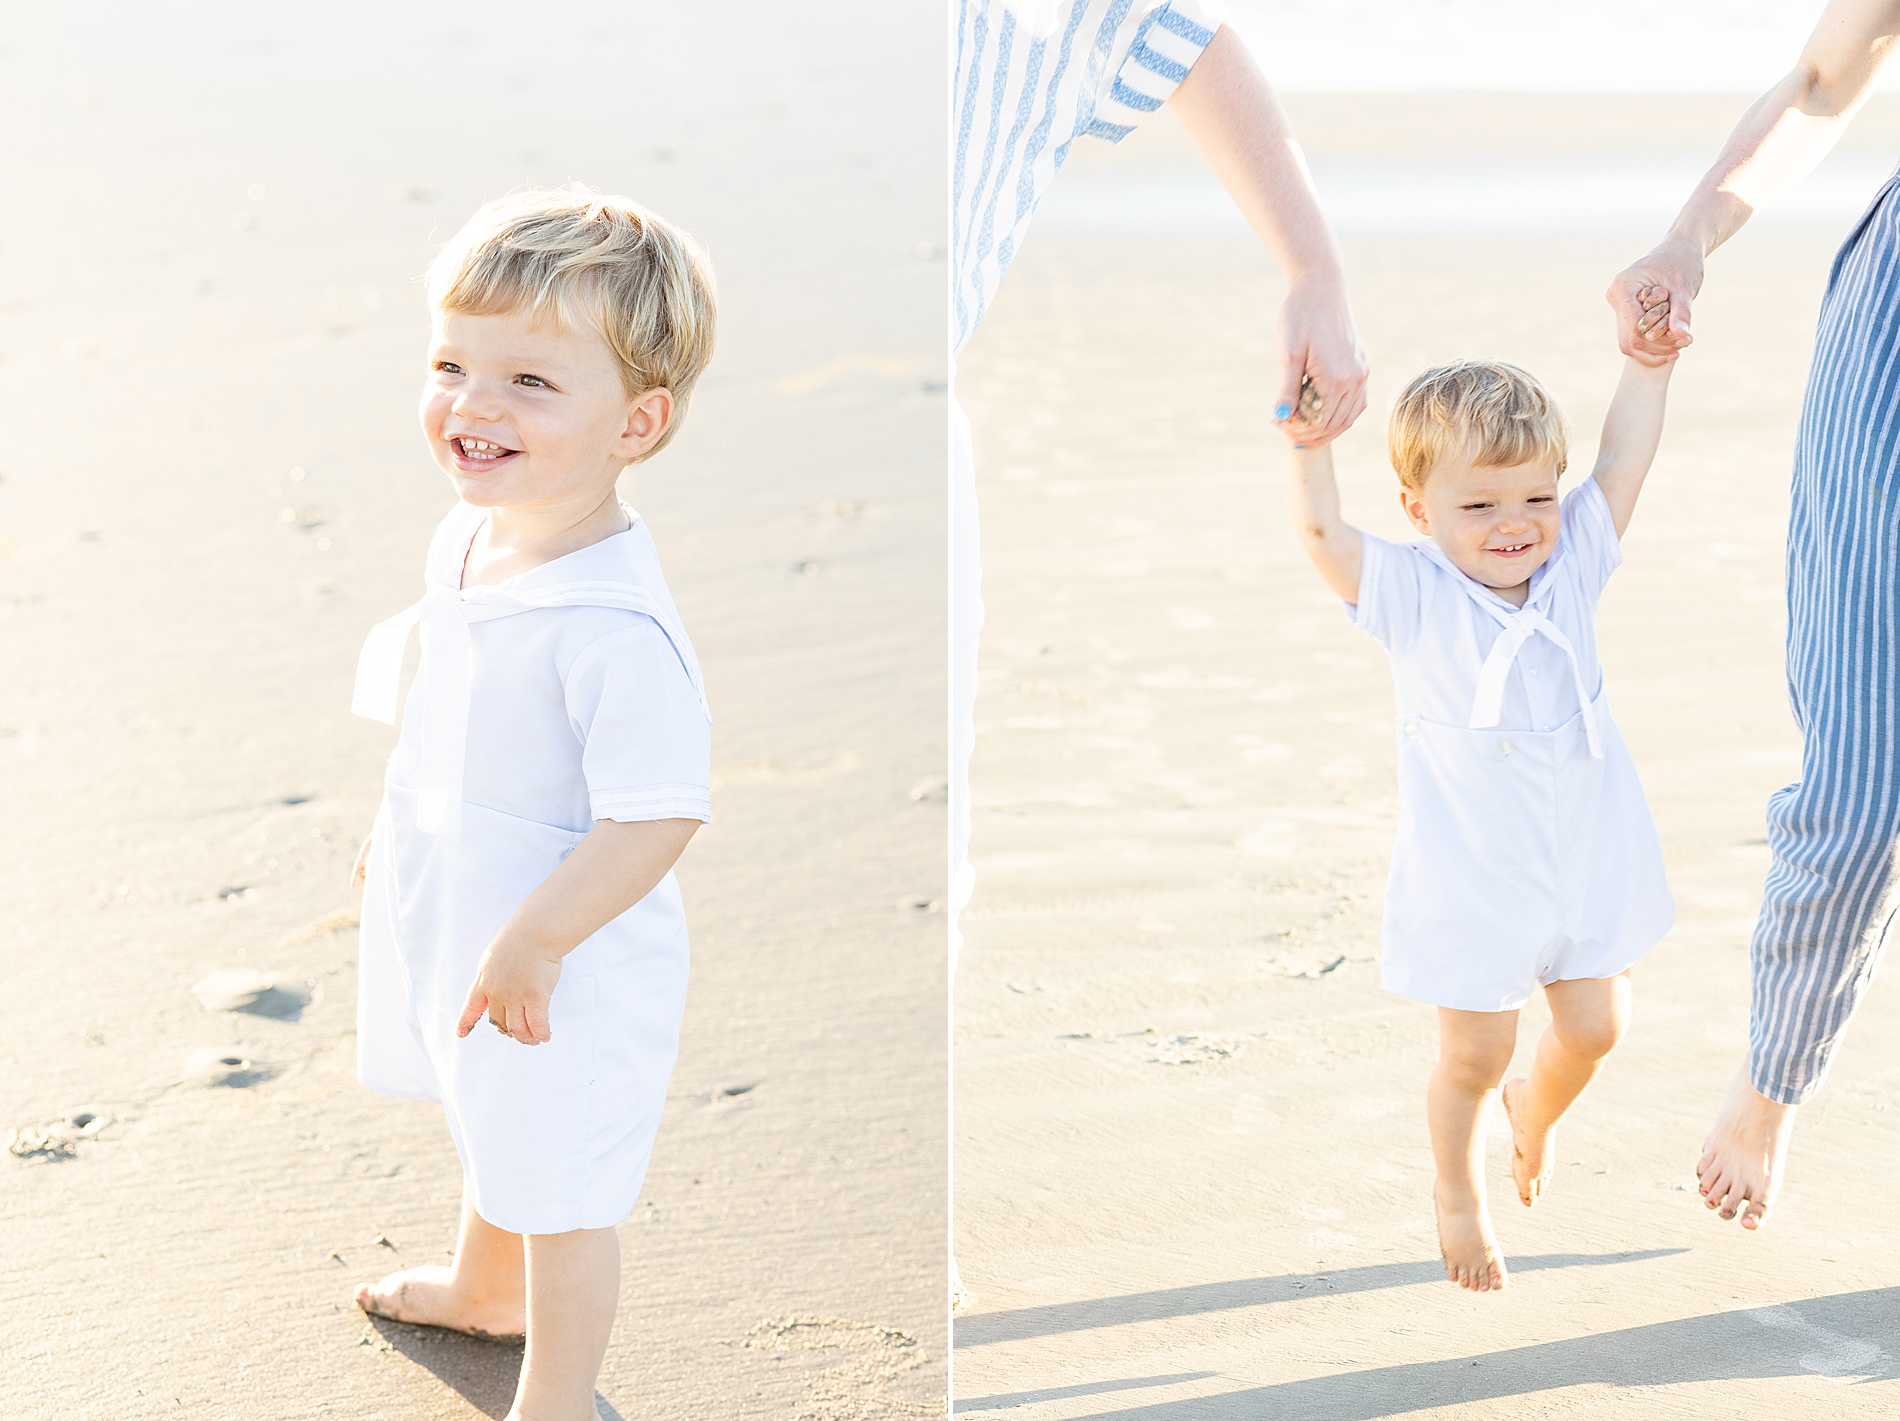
[
  {"x1": 515, "y1": 374, "x2": 550, "y2": 389},
  {"x1": 433, "y1": 360, "x2": 463, "y2": 375}
]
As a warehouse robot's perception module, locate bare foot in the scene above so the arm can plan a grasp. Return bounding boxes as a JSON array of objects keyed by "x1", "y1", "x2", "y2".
[
  {"x1": 1697, "y1": 1065, "x2": 1796, "y2": 1230},
  {"x1": 1433, "y1": 1187, "x2": 1507, "y2": 1293},
  {"x1": 355, "y1": 1264, "x2": 525, "y2": 1341},
  {"x1": 1500, "y1": 1078, "x2": 1551, "y2": 1207}
]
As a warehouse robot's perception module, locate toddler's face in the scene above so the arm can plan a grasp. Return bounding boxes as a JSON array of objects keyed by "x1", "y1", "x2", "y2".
[
  {"x1": 420, "y1": 307, "x2": 666, "y2": 511},
  {"x1": 1399, "y1": 455, "x2": 1561, "y2": 596}
]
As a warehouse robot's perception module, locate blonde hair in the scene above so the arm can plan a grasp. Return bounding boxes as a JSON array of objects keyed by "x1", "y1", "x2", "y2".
[
  {"x1": 1387, "y1": 360, "x2": 1567, "y2": 489},
  {"x1": 428, "y1": 186, "x2": 717, "y2": 461}
]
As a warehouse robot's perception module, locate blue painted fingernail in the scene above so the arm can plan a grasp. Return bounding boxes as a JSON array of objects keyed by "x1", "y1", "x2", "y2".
[{"x1": 1274, "y1": 403, "x2": 1293, "y2": 420}]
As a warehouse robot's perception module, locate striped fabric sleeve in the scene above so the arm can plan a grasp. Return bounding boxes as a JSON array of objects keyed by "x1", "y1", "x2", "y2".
[{"x1": 1084, "y1": 0, "x2": 1221, "y2": 143}]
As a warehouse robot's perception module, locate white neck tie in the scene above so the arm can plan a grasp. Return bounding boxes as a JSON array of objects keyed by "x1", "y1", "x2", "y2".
[{"x1": 1421, "y1": 546, "x2": 1603, "y2": 759}]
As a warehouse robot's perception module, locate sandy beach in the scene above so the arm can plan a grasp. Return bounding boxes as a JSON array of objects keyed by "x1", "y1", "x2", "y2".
[
  {"x1": 0, "y1": 5, "x2": 944, "y2": 1418},
  {"x1": 954, "y1": 94, "x2": 1900, "y2": 1417}
]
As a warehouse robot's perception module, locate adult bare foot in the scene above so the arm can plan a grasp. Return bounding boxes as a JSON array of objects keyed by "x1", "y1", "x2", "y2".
[
  {"x1": 1500, "y1": 1078, "x2": 1552, "y2": 1207},
  {"x1": 1433, "y1": 1186, "x2": 1507, "y2": 1293},
  {"x1": 1696, "y1": 1065, "x2": 1796, "y2": 1230},
  {"x1": 355, "y1": 1264, "x2": 526, "y2": 1341}
]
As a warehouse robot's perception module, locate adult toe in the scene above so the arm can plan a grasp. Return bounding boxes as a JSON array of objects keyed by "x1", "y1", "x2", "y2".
[{"x1": 1699, "y1": 1163, "x2": 1733, "y2": 1211}]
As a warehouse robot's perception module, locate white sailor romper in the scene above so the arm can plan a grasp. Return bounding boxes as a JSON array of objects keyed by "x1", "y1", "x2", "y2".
[
  {"x1": 1351, "y1": 478, "x2": 1673, "y2": 1013},
  {"x1": 350, "y1": 502, "x2": 711, "y2": 1235}
]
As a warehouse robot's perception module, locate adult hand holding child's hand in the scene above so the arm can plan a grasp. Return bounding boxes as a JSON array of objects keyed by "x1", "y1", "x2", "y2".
[
  {"x1": 1274, "y1": 278, "x2": 1369, "y2": 448},
  {"x1": 1609, "y1": 237, "x2": 1701, "y2": 364},
  {"x1": 457, "y1": 934, "x2": 563, "y2": 1045}
]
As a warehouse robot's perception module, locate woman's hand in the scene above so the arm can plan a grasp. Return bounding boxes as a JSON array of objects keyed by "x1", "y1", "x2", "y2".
[
  {"x1": 1166, "y1": 26, "x2": 1368, "y2": 448},
  {"x1": 350, "y1": 835, "x2": 373, "y2": 891},
  {"x1": 456, "y1": 932, "x2": 564, "y2": 1046},
  {"x1": 1275, "y1": 278, "x2": 1368, "y2": 448},
  {"x1": 1609, "y1": 236, "x2": 1703, "y2": 365}
]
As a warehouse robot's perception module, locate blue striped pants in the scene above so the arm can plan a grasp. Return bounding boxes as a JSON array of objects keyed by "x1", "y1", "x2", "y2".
[{"x1": 1751, "y1": 172, "x2": 1900, "y2": 1105}]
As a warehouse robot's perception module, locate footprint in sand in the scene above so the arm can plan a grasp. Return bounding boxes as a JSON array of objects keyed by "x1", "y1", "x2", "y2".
[
  {"x1": 6, "y1": 1111, "x2": 106, "y2": 1162},
  {"x1": 184, "y1": 1048, "x2": 278, "y2": 1089},
  {"x1": 1144, "y1": 1031, "x2": 1243, "y2": 1066},
  {"x1": 742, "y1": 1316, "x2": 928, "y2": 1417},
  {"x1": 192, "y1": 968, "x2": 312, "y2": 1022}
]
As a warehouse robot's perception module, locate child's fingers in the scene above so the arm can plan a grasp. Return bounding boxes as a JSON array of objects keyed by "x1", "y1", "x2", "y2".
[
  {"x1": 523, "y1": 999, "x2": 552, "y2": 1045},
  {"x1": 1635, "y1": 299, "x2": 1671, "y2": 335},
  {"x1": 507, "y1": 1000, "x2": 535, "y2": 1044},
  {"x1": 455, "y1": 984, "x2": 488, "y2": 1039}
]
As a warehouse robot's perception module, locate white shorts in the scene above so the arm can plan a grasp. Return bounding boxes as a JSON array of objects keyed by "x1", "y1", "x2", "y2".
[
  {"x1": 1379, "y1": 701, "x2": 1673, "y2": 1013},
  {"x1": 357, "y1": 784, "x2": 690, "y2": 1234}
]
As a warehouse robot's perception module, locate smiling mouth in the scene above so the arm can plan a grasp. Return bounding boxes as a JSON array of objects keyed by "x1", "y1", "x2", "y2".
[
  {"x1": 451, "y1": 435, "x2": 519, "y2": 464},
  {"x1": 1488, "y1": 542, "x2": 1534, "y2": 556}
]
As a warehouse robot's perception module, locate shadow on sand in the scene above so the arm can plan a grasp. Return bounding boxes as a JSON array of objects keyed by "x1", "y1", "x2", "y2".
[
  {"x1": 953, "y1": 1250, "x2": 1686, "y2": 1348},
  {"x1": 1042, "y1": 1288, "x2": 1900, "y2": 1419},
  {"x1": 957, "y1": 1372, "x2": 1219, "y2": 1411},
  {"x1": 366, "y1": 1316, "x2": 625, "y2": 1420}
]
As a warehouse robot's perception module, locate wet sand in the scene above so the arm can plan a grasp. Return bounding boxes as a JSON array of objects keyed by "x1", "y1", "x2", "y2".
[
  {"x1": 954, "y1": 95, "x2": 1900, "y2": 1417},
  {"x1": 0, "y1": 5, "x2": 944, "y2": 1418}
]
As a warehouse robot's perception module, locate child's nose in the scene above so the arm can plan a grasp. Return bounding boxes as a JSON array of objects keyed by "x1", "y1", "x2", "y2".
[{"x1": 451, "y1": 384, "x2": 503, "y2": 419}]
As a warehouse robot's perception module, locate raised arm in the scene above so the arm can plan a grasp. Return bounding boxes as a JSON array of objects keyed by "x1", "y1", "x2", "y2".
[
  {"x1": 1288, "y1": 444, "x2": 1364, "y2": 601},
  {"x1": 1170, "y1": 24, "x2": 1367, "y2": 447},
  {"x1": 1611, "y1": 0, "x2": 1900, "y2": 363},
  {"x1": 1591, "y1": 356, "x2": 1675, "y2": 538}
]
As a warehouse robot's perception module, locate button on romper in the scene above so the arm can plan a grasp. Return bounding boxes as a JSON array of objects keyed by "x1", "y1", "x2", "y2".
[
  {"x1": 1350, "y1": 478, "x2": 1673, "y2": 1013},
  {"x1": 351, "y1": 502, "x2": 711, "y2": 1235}
]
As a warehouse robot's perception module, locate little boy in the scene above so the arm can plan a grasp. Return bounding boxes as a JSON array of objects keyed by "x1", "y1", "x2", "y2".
[
  {"x1": 347, "y1": 188, "x2": 716, "y2": 1417},
  {"x1": 1287, "y1": 327, "x2": 1675, "y2": 1292}
]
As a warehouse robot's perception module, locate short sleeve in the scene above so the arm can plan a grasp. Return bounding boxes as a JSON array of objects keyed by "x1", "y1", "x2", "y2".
[
  {"x1": 1560, "y1": 477, "x2": 1623, "y2": 596},
  {"x1": 1083, "y1": 1, "x2": 1222, "y2": 143},
  {"x1": 1347, "y1": 532, "x2": 1428, "y2": 654},
  {"x1": 564, "y1": 621, "x2": 712, "y2": 823}
]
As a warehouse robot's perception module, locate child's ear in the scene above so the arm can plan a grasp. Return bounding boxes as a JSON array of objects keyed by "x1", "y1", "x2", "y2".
[
  {"x1": 617, "y1": 387, "x2": 676, "y2": 461},
  {"x1": 1398, "y1": 484, "x2": 1431, "y2": 536}
]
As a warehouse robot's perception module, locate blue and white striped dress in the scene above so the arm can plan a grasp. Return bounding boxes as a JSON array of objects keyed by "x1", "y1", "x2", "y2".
[
  {"x1": 952, "y1": 0, "x2": 1220, "y2": 354},
  {"x1": 1750, "y1": 168, "x2": 1900, "y2": 1104},
  {"x1": 949, "y1": 0, "x2": 1221, "y2": 952}
]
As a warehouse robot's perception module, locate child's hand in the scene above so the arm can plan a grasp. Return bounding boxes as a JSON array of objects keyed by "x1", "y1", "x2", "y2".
[
  {"x1": 350, "y1": 835, "x2": 373, "y2": 891},
  {"x1": 456, "y1": 933, "x2": 563, "y2": 1045},
  {"x1": 1632, "y1": 286, "x2": 1677, "y2": 357},
  {"x1": 1277, "y1": 375, "x2": 1328, "y2": 446}
]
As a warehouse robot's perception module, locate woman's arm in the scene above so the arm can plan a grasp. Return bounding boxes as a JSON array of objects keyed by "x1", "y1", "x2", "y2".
[
  {"x1": 1288, "y1": 444, "x2": 1364, "y2": 601},
  {"x1": 1591, "y1": 356, "x2": 1676, "y2": 538},
  {"x1": 1610, "y1": 0, "x2": 1900, "y2": 364},
  {"x1": 1169, "y1": 23, "x2": 1368, "y2": 447},
  {"x1": 456, "y1": 817, "x2": 699, "y2": 1045}
]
